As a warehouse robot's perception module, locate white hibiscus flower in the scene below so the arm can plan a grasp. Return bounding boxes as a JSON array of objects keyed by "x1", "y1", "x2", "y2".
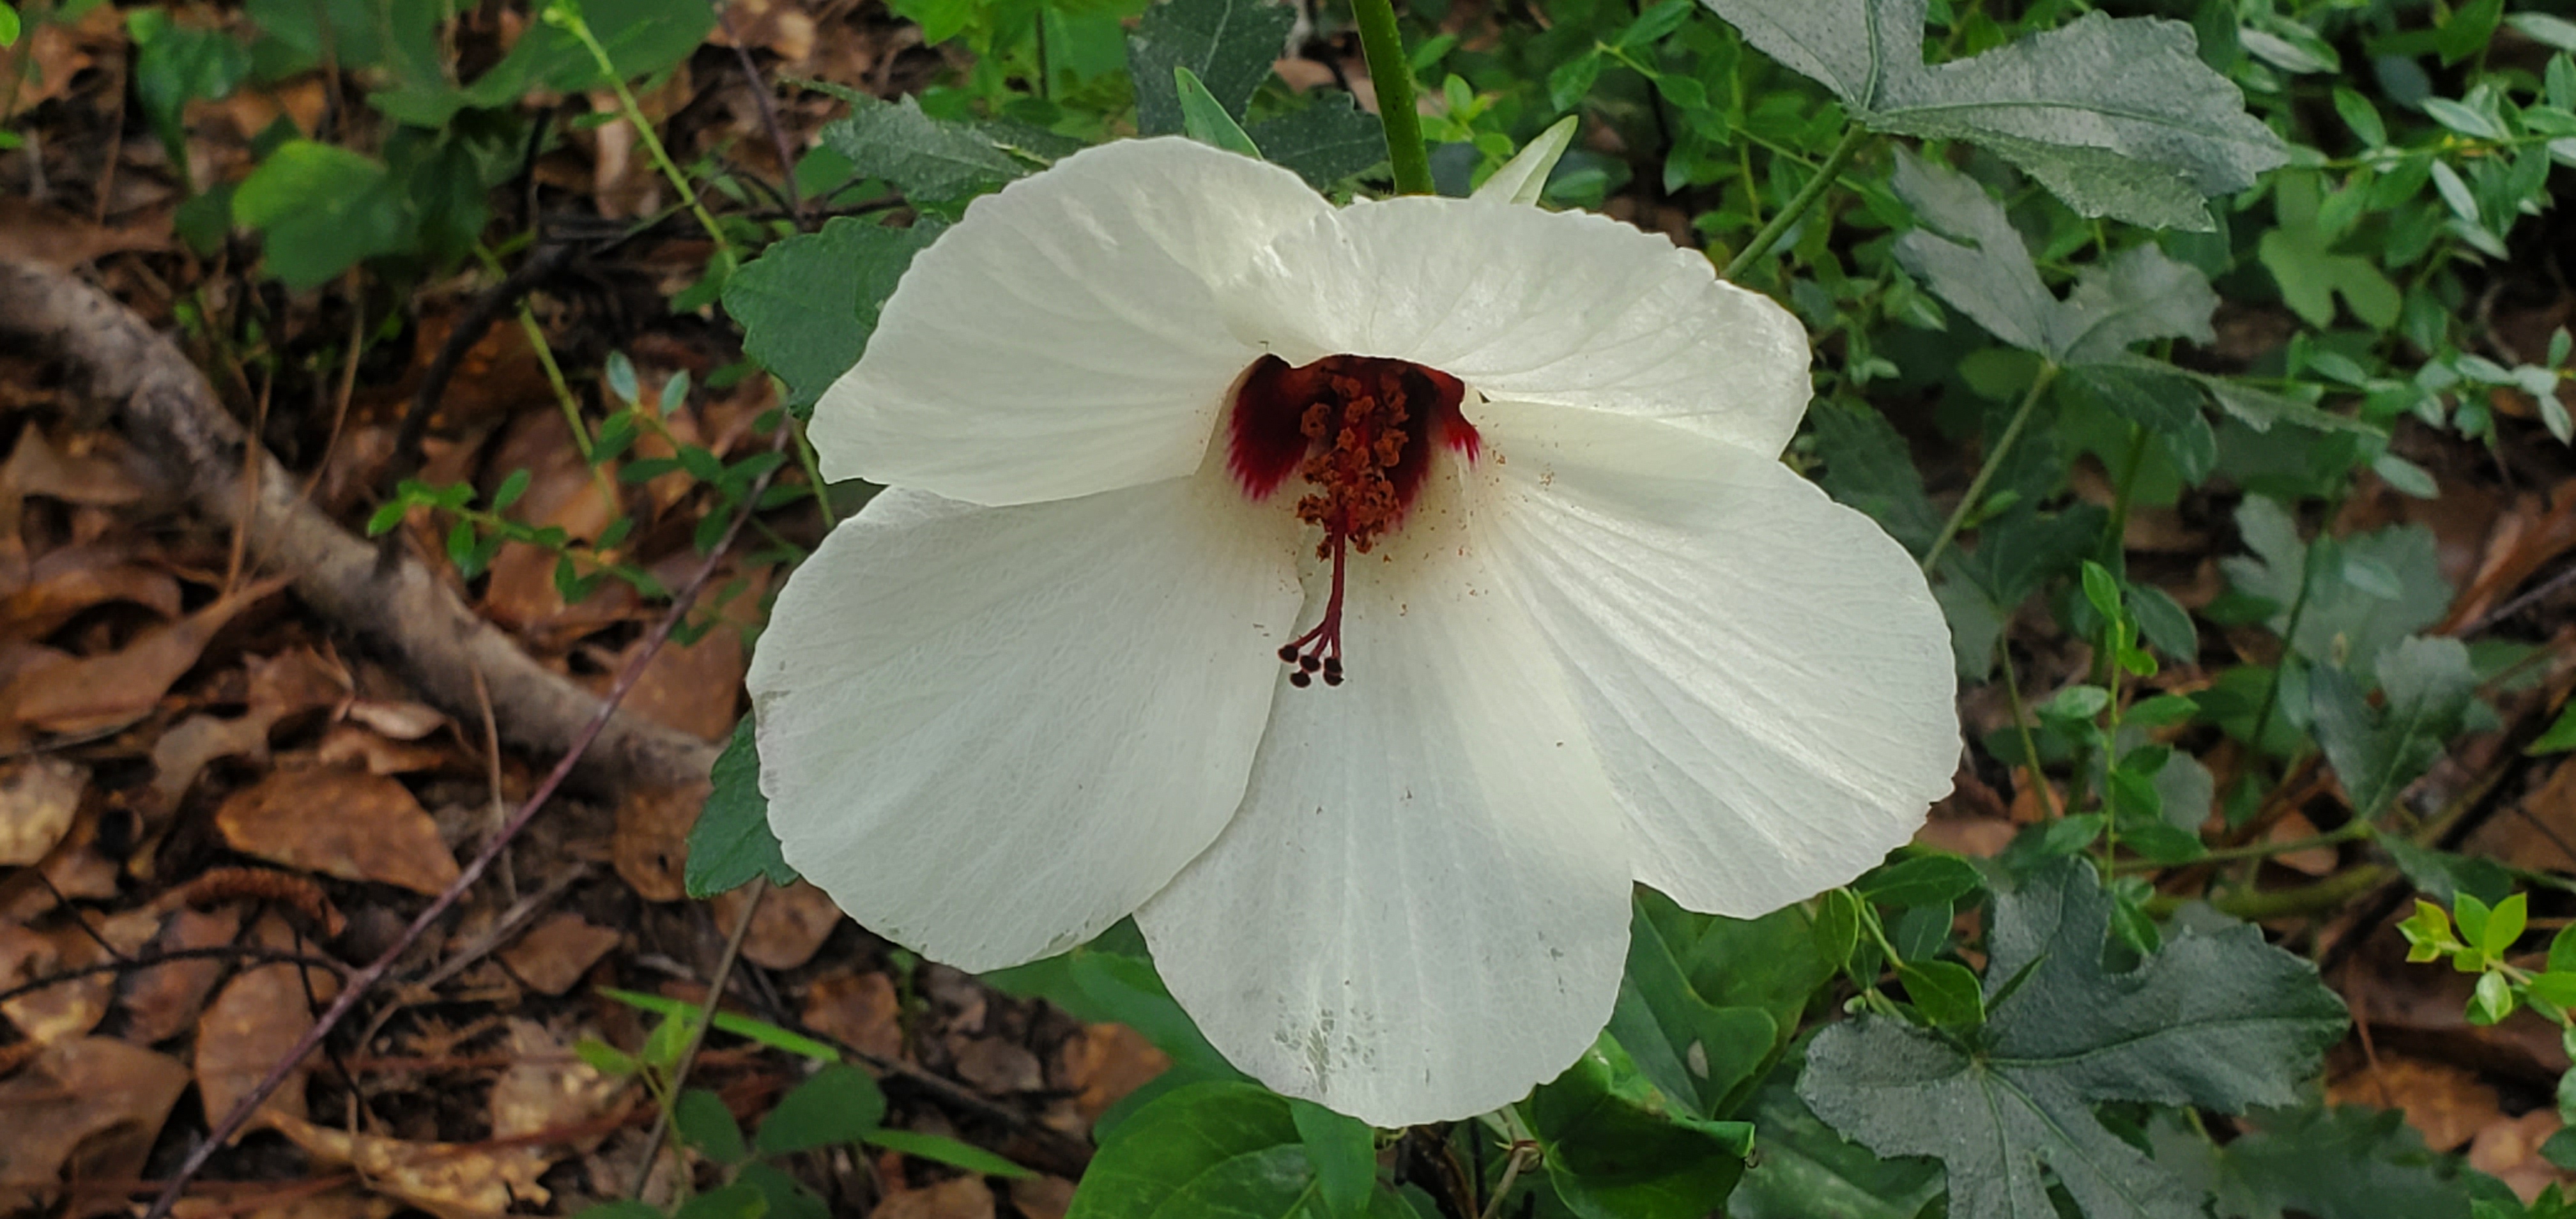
[{"x1": 747, "y1": 136, "x2": 1959, "y2": 1127}]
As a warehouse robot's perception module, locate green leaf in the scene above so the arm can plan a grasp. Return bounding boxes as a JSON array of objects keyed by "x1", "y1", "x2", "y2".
[
  {"x1": 1174, "y1": 66, "x2": 1262, "y2": 158},
  {"x1": 1063, "y1": 1081, "x2": 1321, "y2": 1218},
  {"x1": 1895, "y1": 960, "x2": 1984, "y2": 1027},
  {"x1": 2379, "y1": 835, "x2": 2514, "y2": 910},
  {"x1": 2221, "y1": 497, "x2": 2449, "y2": 682},
  {"x1": 1891, "y1": 150, "x2": 2216, "y2": 364},
  {"x1": 818, "y1": 95, "x2": 1034, "y2": 207},
  {"x1": 756, "y1": 1064, "x2": 886, "y2": 1155},
  {"x1": 2437, "y1": 0, "x2": 2504, "y2": 66},
  {"x1": 673, "y1": 1182, "x2": 767, "y2": 1219},
  {"x1": 984, "y1": 937, "x2": 1242, "y2": 1082},
  {"x1": 2149, "y1": 1103, "x2": 2472, "y2": 1219},
  {"x1": 1125, "y1": 0, "x2": 1294, "y2": 138},
  {"x1": 0, "y1": 4, "x2": 19, "y2": 47},
  {"x1": 1800, "y1": 858, "x2": 2349, "y2": 1219},
  {"x1": 684, "y1": 717, "x2": 801, "y2": 898},
  {"x1": 2529, "y1": 702, "x2": 2576, "y2": 755},
  {"x1": 1475, "y1": 115, "x2": 1580, "y2": 206},
  {"x1": 1856, "y1": 854, "x2": 1983, "y2": 909},
  {"x1": 2256, "y1": 175, "x2": 2405, "y2": 330},
  {"x1": 2310, "y1": 636, "x2": 2479, "y2": 817},
  {"x1": 735, "y1": 1163, "x2": 828, "y2": 1219},
  {"x1": 233, "y1": 141, "x2": 415, "y2": 289},
  {"x1": 1704, "y1": 0, "x2": 2286, "y2": 229},
  {"x1": 721, "y1": 215, "x2": 940, "y2": 417},
  {"x1": 1531, "y1": 1039, "x2": 1754, "y2": 1219},
  {"x1": 1614, "y1": 900, "x2": 1779, "y2": 1117},
  {"x1": 1243, "y1": 95, "x2": 1386, "y2": 188},
  {"x1": 864, "y1": 1128, "x2": 1037, "y2": 1179},
  {"x1": 599, "y1": 988, "x2": 843, "y2": 1062},
  {"x1": 2064, "y1": 362, "x2": 2205, "y2": 437},
  {"x1": 376, "y1": 0, "x2": 712, "y2": 125},
  {"x1": 1809, "y1": 399, "x2": 1941, "y2": 556},
  {"x1": 1729, "y1": 1057, "x2": 1942, "y2": 1219},
  {"x1": 675, "y1": 1089, "x2": 749, "y2": 1165},
  {"x1": 1288, "y1": 1099, "x2": 1376, "y2": 1216}
]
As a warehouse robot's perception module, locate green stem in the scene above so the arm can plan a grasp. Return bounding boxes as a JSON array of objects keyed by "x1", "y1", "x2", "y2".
[
  {"x1": 1351, "y1": 0, "x2": 1432, "y2": 195},
  {"x1": 1996, "y1": 638, "x2": 2061, "y2": 821},
  {"x1": 2246, "y1": 522, "x2": 2327, "y2": 758},
  {"x1": 561, "y1": 7, "x2": 740, "y2": 273},
  {"x1": 792, "y1": 415, "x2": 836, "y2": 529},
  {"x1": 2116, "y1": 818, "x2": 2371, "y2": 874},
  {"x1": 1920, "y1": 362, "x2": 2059, "y2": 574},
  {"x1": 1722, "y1": 126, "x2": 1869, "y2": 282}
]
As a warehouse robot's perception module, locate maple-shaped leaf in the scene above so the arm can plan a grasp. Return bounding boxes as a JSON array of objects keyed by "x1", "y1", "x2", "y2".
[
  {"x1": 1704, "y1": 0, "x2": 2285, "y2": 230},
  {"x1": 2148, "y1": 1104, "x2": 2474, "y2": 1219},
  {"x1": 1889, "y1": 148, "x2": 2218, "y2": 367},
  {"x1": 1799, "y1": 859, "x2": 2347, "y2": 1219}
]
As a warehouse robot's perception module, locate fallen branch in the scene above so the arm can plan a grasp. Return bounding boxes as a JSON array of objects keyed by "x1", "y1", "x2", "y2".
[{"x1": 0, "y1": 258, "x2": 721, "y2": 789}]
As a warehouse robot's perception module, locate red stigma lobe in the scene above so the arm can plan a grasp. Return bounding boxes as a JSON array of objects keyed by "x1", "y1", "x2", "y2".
[{"x1": 1226, "y1": 354, "x2": 1477, "y2": 688}]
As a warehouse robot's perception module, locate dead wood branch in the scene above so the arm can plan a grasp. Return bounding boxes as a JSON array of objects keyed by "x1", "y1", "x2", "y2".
[{"x1": 0, "y1": 258, "x2": 722, "y2": 790}]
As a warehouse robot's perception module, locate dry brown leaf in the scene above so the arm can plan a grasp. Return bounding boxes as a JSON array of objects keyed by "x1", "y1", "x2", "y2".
[
  {"x1": 0, "y1": 5, "x2": 118, "y2": 110},
  {"x1": 497, "y1": 912, "x2": 621, "y2": 996},
  {"x1": 954, "y1": 1038, "x2": 1045, "y2": 1095},
  {"x1": 487, "y1": 1019, "x2": 627, "y2": 1145},
  {"x1": 2470, "y1": 1109, "x2": 2572, "y2": 1204},
  {"x1": 341, "y1": 697, "x2": 446, "y2": 740},
  {"x1": 259, "y1": 1110, "x2": 553, "y2": 1219},
  {"x1": 314, "y1": 722, "x2": 455, "y2": 774},
  {"x1": 214, "y1": 763, "x2": 461, "y2": 894},
  {"x1": 0, "y1": 755, "x2": 85, "y2": 866},
  {"x1": 712, "y1": 878, "x2": 840, "y2": 971},
  {"x1": 2264, "y1": 810, "x2": 2342, "y2": 877},
  {"x1": 1, "y1": 545, "x2": 181, "y2": 637},
  {"x1": 877, "y1": 1175, "x2": 997, "y2": 1219},
  {"x1": 171, "y1": 1184, "x2": 400, "y2": 1219},
  {"x1": 620, "y1": 626, "x2": 749, "y2": 742},
  {"x1": 707, "y1": 0, "x2": 816, "y2": 63},
  {"x1": 149, "y1": 712, "x2": 278, "y2": 811},
  {"x1": 2328, "y1": 1055, "x2": 2499, "y2": 1152},
  {"x1": 1, "y1": 424, "x2": 151, "y2": 508},
  {"x1": 0, "y1": 1036, "x2": 192, "y2": 1215},
  {"x1": 1006, "y1": 1177, "x2": 1078, "y2": 1219},
  {"x1": 480, "y1": 413, "x2": 625, "y2": 636},
  {"x1": 613, "y1": 781, "x2": 705, "y2": 903},
  {"x1": 195, "y1": 921, "x2": 341, "y2": 1125},
  {"x1": 805, "y1": 970, "x2": 906, "y2": 1061},
  {"x1": 0, "y1": 198, "x2": 171, "y2": 272},
  {"x1": 249, "y1": 647, "x2": 350, "y2": 716},
  {"x1": 1, "y1": 576, "x2": 287, "y2": 735},
  {"x1": 119, "y1": 904, "x2": 242, "y2": 1045},
  {"x1": 0, "y1": 919, "x2": 111, "y2": 1044},
  {"x1": 1057, "y1": 1022, "x2": 1170, "y2": 1122}
]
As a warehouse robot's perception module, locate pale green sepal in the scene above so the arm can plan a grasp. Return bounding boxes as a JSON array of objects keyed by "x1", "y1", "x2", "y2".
[
  {"x1": 1175, "y1": 67, "x2": 1262, "y2": 159},
  {"x1": 1473, "y1": 115, "x2": 1580, "y2": 206}
]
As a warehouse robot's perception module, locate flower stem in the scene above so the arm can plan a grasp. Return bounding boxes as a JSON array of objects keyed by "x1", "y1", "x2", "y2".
[
  {"x1": 1920, "y1": 362, "x2": 2059, "y2": 574},
  {"x1": 1351, "y1": 0, "x2": 1433, "y2": 195},
  {"x1": 1722, "y1": 126, "x2": 1869, "y2": 282}
]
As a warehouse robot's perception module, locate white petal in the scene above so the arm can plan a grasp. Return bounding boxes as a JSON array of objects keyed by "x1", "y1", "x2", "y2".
[
  {"x1": 1225, "y1": 197, "x2": 1813, "y2": 457},
  {"x1": 1473, "y1": 401, "x2": 1960, "y2": 917},
  {"x1": 1136, "y1": 471, "x2": 1632, "y2": 1127},
  {"x1": 813, "y1": 138, "x2": 1328, "y2": 505},
  {"x1": 747, "y1": 468, "x2": 1305, "y2": 970}
]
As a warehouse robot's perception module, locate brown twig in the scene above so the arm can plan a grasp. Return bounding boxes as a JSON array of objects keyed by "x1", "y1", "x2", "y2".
[
  {"x1": 138, "y1": 432, "x2": 783, "y2": 1219},
  {"x1": 713, "y1": 0, "x2": 806, "y2": 229},
  {"x1": 0, "y1": 257, "x2": 719, "y2": 790},
  {"x1": 630, "y1": 878, "x2": 770, "y2": 1198}
]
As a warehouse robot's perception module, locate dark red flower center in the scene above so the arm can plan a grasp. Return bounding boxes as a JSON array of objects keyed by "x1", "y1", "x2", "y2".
[{"x1": 1227, "y1": 353, "x2": 1479, "y2": 688}]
